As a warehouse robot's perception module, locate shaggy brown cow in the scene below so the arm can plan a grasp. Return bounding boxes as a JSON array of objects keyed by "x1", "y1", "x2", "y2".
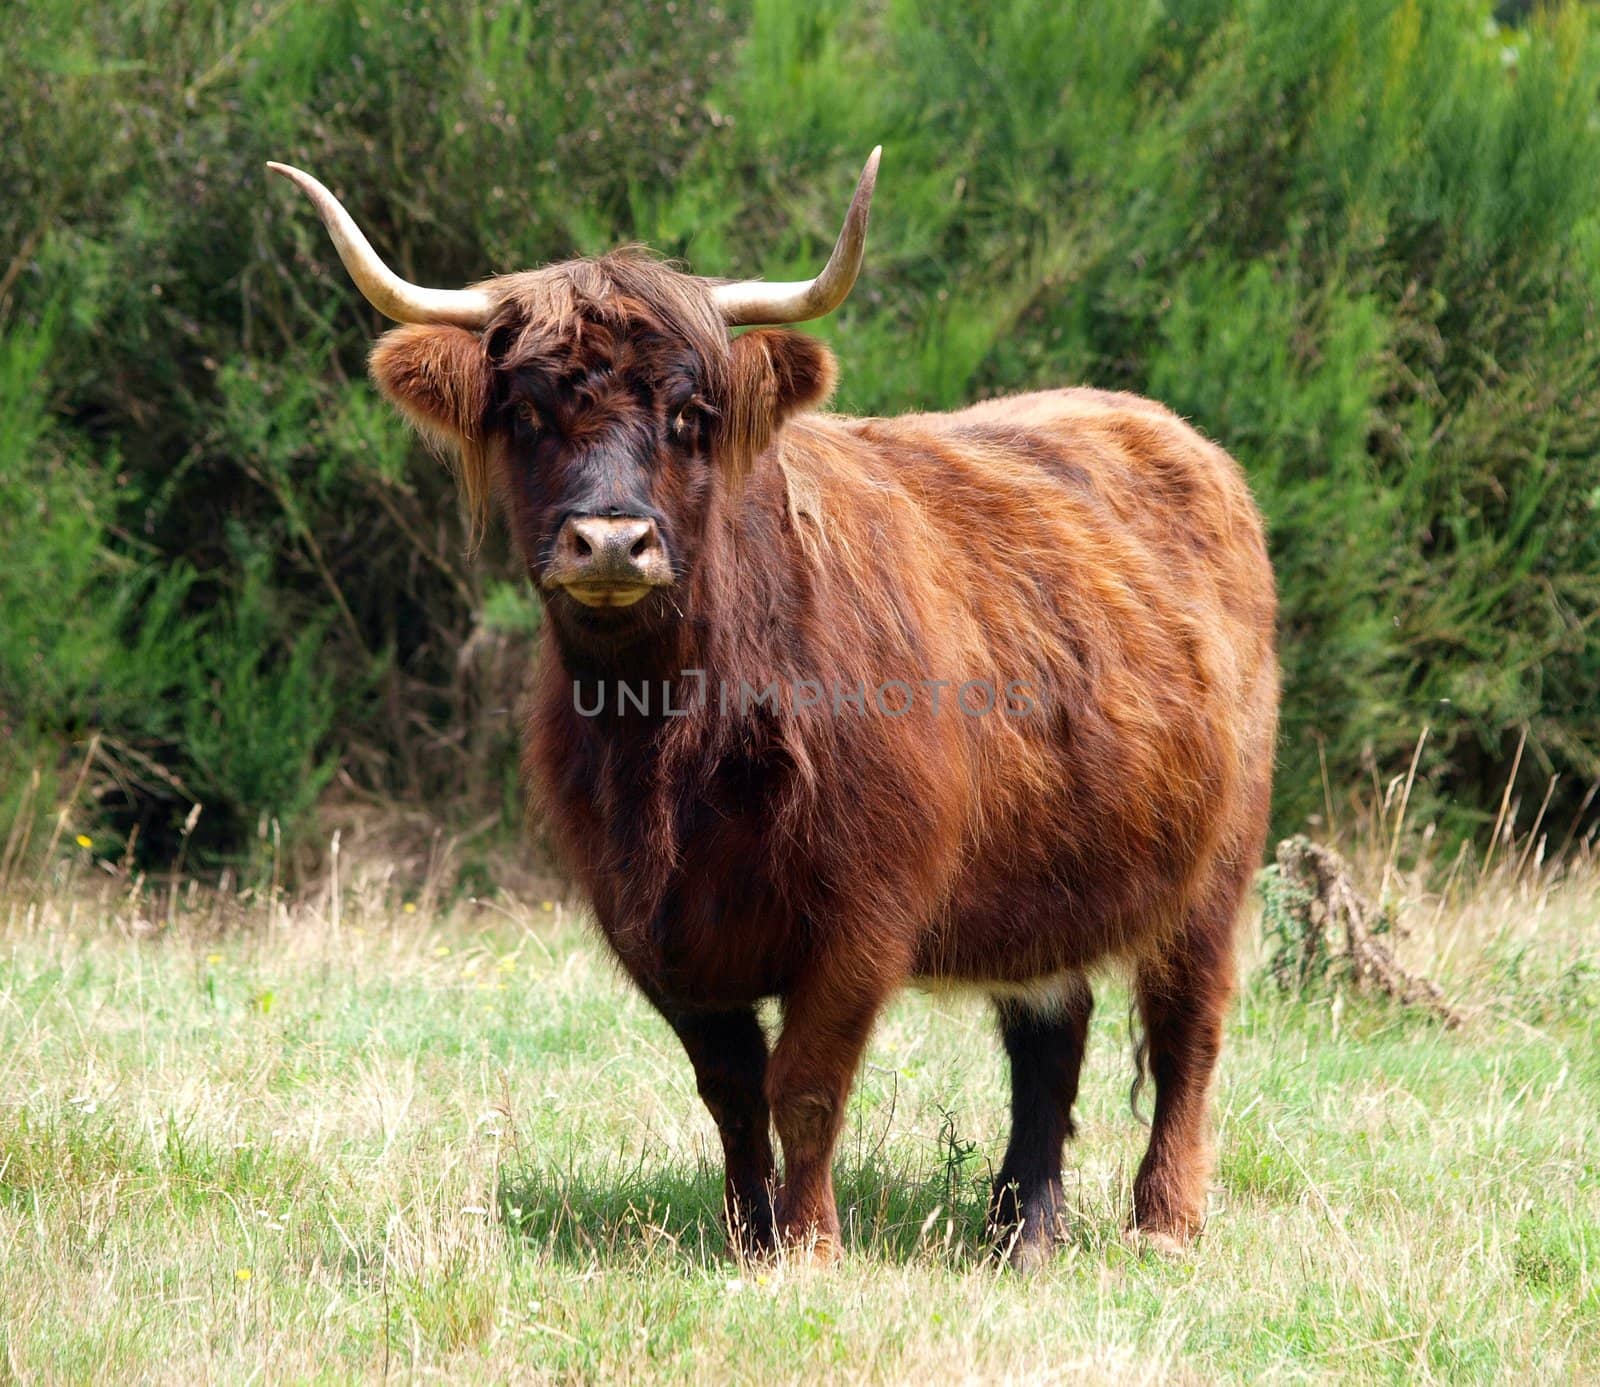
[{"x1": 272, "y1": 151, "x2": 1278, "y2": 1268}]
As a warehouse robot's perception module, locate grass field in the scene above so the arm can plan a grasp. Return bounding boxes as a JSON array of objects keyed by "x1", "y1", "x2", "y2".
[{"x1": 1, "y1": 847, "x2": 1597, "y2": 1383}]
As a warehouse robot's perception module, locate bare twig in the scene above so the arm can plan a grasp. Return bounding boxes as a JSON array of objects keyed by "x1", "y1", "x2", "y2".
[
  {"x1": 1480, "y1": 727, "x2": 1527, "y2": 883},
  {"x1": 37, "y1": 734, "x2": 102, "y2": 891},
  {"x1": 1380, "y1": 726, "x2": 1428, "y2": 904}
]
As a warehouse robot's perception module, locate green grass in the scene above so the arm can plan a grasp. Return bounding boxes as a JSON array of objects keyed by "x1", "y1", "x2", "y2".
[{"x1": 1, "y1": 863, "x2": 1597, "y2": 1383}]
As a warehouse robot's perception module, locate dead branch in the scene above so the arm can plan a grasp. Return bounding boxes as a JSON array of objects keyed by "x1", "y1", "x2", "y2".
[{"x1": 1270, "y1": 835, "x2": 1462, "y2": 1029}]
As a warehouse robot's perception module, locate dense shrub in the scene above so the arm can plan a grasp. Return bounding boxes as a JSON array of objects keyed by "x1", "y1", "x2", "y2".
[{"x1": 3, "y1": 0, "x2": 1598, "y2": 874}]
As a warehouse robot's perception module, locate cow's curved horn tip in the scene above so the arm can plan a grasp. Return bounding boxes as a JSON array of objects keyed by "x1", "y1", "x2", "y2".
[
  {"x1": 860, "y1": 147, "x2": 882, "y2": 198},
  {"x1": 265, "y1": 161, "x2": 318, "y2": 191}
]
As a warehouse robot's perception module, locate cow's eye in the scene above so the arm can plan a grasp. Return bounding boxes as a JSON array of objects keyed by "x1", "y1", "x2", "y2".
[
  {"x1": 516, "y1": 401, "x2": 542, "y2": 433},
  {"x1": 669, "y1": 400, "x2": 702, "y2": 441}
]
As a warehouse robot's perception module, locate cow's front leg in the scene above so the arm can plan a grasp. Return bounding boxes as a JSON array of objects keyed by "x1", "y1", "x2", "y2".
[
  {"x1": 766, "y1": 966, "x2": 898, "y2": 1263},
  {"x1": 662, "y1": 1006, "x2": 776, "y2": 1257}
]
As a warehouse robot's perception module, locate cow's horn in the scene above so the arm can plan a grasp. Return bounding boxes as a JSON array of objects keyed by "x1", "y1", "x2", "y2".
[
  {"x1": 267, "y1": 162, "x2": 494, "y2": 329},
  {"x1": 710, "y1": 147, "x2": 880, "y2": 327}
]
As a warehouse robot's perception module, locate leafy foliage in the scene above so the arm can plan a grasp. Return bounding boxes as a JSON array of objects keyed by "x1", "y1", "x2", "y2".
[{"x1": 3, "y1": 0, "x2": 1599, "y2": 870}]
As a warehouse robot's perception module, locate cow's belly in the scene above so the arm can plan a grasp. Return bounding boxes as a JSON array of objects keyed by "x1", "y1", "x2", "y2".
[
  {"x1": 615, "y1": 823, "x2": 1184, "y2": 1008},
  {"x1": 908, "y1": 831, "x2": 1198, "y2": 984},
  {"x1": 910, "y1": 969, "x2": 1088, "y2": 1016},
  {"x1": 585, "y1": 728, "x2": 1205, "y2": 1008}
]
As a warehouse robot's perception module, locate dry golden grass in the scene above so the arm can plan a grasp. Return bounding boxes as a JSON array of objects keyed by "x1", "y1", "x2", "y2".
[{"x1": 0, "y1": 803, "x2": 1596, "y2": 1382}]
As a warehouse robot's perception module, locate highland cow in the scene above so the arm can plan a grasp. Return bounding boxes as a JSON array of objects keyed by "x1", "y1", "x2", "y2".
[{"x1": 272, "y1": 150, "x2": 1278, "y2": 1267}]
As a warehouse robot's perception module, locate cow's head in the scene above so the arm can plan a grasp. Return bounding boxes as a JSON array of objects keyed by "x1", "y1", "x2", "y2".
[{"x1": 269, "y1": 153, "x2": 877, "y2": 650}]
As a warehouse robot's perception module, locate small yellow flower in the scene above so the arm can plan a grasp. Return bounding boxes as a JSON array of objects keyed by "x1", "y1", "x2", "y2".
[
  {"x1": 496, "y1": 957, "x2": 516, "y2": 974},
  {"x1": 206, "y1": 952, "x2": 223, "y2": 965},
  {"x1": 540, "y1": 900, "x2": 554, "y2": 912},
  {"x1": 75, "y1": 834, "x2": 92, "y2": 849},
  {"x1": 432, "y1": 944, "x2": 451, "y2": 958},
  {"x1": 403, "y1": 902, "x2": 417, "y2": 914},
  {"x1": 235, "y1": 1268, "x2": 253, "y2": 1282}
]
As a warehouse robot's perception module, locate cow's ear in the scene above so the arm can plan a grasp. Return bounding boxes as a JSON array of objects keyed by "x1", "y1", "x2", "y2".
[
  {"x1": 369, "y1": 324, "x2": 494, "y2": 533},
  {"x1": 722, "y1": 328, "x2": 838, "y2": 481}
]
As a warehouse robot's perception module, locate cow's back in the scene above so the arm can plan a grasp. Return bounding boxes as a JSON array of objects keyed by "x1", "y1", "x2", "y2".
[{"x1": 772, "y1": 389, "x2": 1278, "y2": 974}]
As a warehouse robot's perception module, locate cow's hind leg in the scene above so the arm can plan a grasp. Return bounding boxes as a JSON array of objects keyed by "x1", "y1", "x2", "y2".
[
  {"x1": 1130, "y1": 885, "x2": 1240, "y2": 1249},
  {"x1": 662, "y1": 1006, "x2": 776, "y2": 1257},
  {"x1": 988, "y1": 975, "x2": 1093, "y2": 1270}
]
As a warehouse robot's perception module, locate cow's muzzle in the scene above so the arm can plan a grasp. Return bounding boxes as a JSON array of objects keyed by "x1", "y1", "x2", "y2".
[{"x1": 545, "y1": 515, "x2": 673, "y2": 609}]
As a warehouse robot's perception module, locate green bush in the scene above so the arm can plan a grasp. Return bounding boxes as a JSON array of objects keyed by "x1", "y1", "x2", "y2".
[
  {"x1": 0, "y1": 306, "x2": 198, "y2": 866},
  {"x1": 3, "y1": 0, "x2": 1598, "y2": 873}
]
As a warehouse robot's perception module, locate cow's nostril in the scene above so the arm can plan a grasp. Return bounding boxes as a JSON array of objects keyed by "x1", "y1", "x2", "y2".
[
  {"x1": 573, "y1": 531, "x2": 593, "y2": 558},
  {"x1": 630, "y1": 530, "x2": 654, "y2": 558}
]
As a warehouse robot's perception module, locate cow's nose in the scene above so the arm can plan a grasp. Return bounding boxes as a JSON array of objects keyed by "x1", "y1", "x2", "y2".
[
  {"x1": 549, "y1": 515, "x2": 672, "y2": 606},
  {"x1": 565, "y1": 516, "x2": 660, "y2": 567}
]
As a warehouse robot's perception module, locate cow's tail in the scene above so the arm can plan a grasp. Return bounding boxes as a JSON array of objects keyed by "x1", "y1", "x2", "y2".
[{"x1": 1127, "y1": 998, "x2": 1152, "y2": 1127}]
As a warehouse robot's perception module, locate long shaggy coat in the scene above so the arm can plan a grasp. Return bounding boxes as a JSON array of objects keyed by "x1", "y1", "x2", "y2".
[{"x1": 368, "y1": 252, "x2": 1278, "y2": 1262}]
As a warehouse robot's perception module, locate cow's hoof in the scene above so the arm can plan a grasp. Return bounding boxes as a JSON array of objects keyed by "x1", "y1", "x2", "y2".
[
  {"x1": 773, "y1": 1191, "x2": 841, "y2": 1267},
  {"x1": 989, "y1": 1215, "x2": 1061, "y2": 1272},
  {"x1": 726, "y1": 1231, "x2": 777, "y2": 1264},
  {"x1": 1124, "y1": 1224, "x2": 1191, "y2": 1257},
  {"x1": 988, "y1": 1177, "x2": 1064, "y2": 1272},
  {"x1": 996, "y1": 1230, "x2": 1057, "y2": 1273},
  {"x1": 774, "y1": 1209, "x2": 841, "y2": 1267},
  {"x1": 779, "y1": 1232, "x2": 840, "y2": 1269},
  {"x1": 724, "y1": 1208, "x2": 777, "y2": 1263}
]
